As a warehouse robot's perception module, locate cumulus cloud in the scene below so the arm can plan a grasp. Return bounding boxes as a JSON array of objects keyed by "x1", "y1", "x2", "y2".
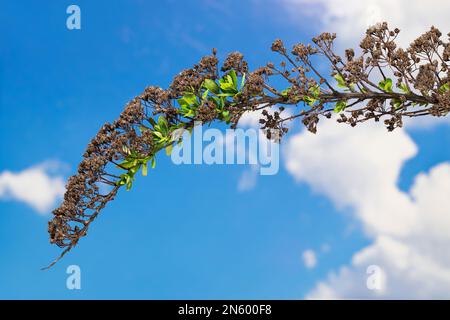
[
  {"x1": 0, "y1": 162, "x2": 66, "y2": 214},
  {"x1": 285, "y1": 120, "x2": 419, "y2": 237},
  {"x1": 278, "y1": 0, "x2": 450, "y2": 298},
  {"x1": 238, "y1": 106, "x2": 292, "y2": 129},
  {"x1": 284, "y1": 120, "x2": 450, "y2": 298},
  {"x1": 281, "y1": 0, "x2": 450, "y2": 129},
  {"x1": 302, "y1": 249, "x2": 318, "y2": 269},
  {"x1": 282, "y1": 0, "x2": 450, "y2": 48}
]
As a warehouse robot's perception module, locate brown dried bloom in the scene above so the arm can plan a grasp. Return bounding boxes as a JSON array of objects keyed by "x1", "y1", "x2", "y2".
[{"x1": 45, "y1": 23, "x2": 449, "y2": 268}]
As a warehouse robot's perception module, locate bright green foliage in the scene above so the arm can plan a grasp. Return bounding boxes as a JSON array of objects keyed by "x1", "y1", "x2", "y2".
[
  {"x1": 334, "y1": 100, "x2": 347, "y2": 113},
  {"x1": 198, "y1": 69, "x2": 246, "y2": 123},
  {"x1": 203, "y1": 79, "x2": 220, "y2": 94},
  {"x1": 438, "y1": 83, "x2": 450, "y2": 94},
  {"x1": 334, "y1": 74, "x2": 354, "y2": 91},
  {"x1": 117, "y1": 146, "x2": 155, "y2": 191},
  {"x1": 303, "y1": 95, "x2": 317, "y2": 107},
  {"x1": 116, "y1": 116, "x2": 182, "y2": 190},
  {"x1": 378, "y1": 78, "x2": 393, "y2": 92},
  {"x1": 309, "y1": 85, "x2": 321, "y2": 98},
  {"x1": 281, "y1": 87, "x2": 291, "y2": 97},
  {"x1": 334, "y1": 74, "x2": 346, "y2": 88},
  {"x1": 392, "y1": 99, "x2": 403, "y2": 109},
  {"x1": 152, "y1": 116, "x2": 172, "y2": 146},
  {"x1": 303, "y1": 85, "x2": 321, "y2": 106},
  {"x1": 398, "y1": 82, "x2": 410, "y2": 94},
  {"x1": 116, "y1": 69, "x2": 247, "y2": 191},
  {"x1": 178, "y1": 93, "x2": 199, "y2": 118}
]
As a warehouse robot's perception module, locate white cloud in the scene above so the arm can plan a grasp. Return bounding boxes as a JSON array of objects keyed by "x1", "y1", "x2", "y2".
[
  {"x1": 285, "y1": 120, "x2": 419, "y2": 237},
  {"x1": 0, "y1": 162, "x2": 66, "y2": 214},
  {"x1": 238, "y1": 106, "x2": 292, "y2": 129},
  {"x1": 238, "y1": 109, "x2": 265, "y2": 129},
  {"x1": 281, "y1": 0, "x2": 450, "y2": 129},
  {"x1": 302, "y1": 249, "x2": 318, "y2": 269},
  {"x1": 280, "y1": 0, "x2": 450, "y2": 298},
  {"x1": 282, "y1": 0, "x2": 450, "y2": 48},
  {"x1": 284, "y1": 120, "x2": 450, "y2": 298},
  {"x1": 307, "y1": 232, "x2": 450, "y2": 299}
]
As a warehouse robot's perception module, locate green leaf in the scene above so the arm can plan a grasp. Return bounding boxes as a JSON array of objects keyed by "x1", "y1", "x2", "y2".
[
  {"x1": 118, "y1": 160, "x2": 135, "y2": 170},
  {"x1": 398, "y1": 83, "x2": 410, "y2": 94},
  {"x1": 378, "y1": 78, "x2": 393, "y2": 92},
  {"x1": 183, "y1": 93, "x2": 198, "y2": 105},
  {"x1": 216, "y1": 92, "x2": 236, "y2": 97},
  {"x1": 240, "y1": 73, "x2": 246, "y2": 90},
  {"x1": 334, "y1": 74, "x2": 355, "y2": 90},
  {"x1": 144, "y1": 155, "x2": 154, "y2": 162},
  {"x1": 182, "y1": 109, "x2": 195, "y2": 118},
  {"x1": 309, "y1": 85, "x2": 321, "y2": 98},
  {"x1": 202, "y1": 89, "x2": 209, "y2": 100},
  {"x1": 178, "y1": 97, "x2": 190, "y2": 109},
  {"x1": 281, "y1": 87, "x2": 291, "y2": 97},
  {"x1": 165, "y1": 144, "x2": 173, "y2": 156},
  {"x1": 151, "y1": 158, "x2": 156, "y2": 169},
  {"x1": 126, "y1": 180, "x2": 133, "y2": 191},
  {"x1": 219, "y1": 81, "x2": 236, "y2": 93},
  {"x1": 152, "y1": 131, "x2": 164, "y2": 139},
  {"x1": 334, "y1": 74, "x2": 347, "y2": 88},
  {"x1": 222, "y1": 110, "x2": 231, "y2": 123},
  {"x1": 438, "y1": 83, "x2": 450, "y2": 94},
  {"x1": 203, "y1": 79, "x2": 220, "y2": 94},
  {"x1": 393, "y1": 99, "x2": 402, "y2": 109},
  {"x1": 229, "y1": 70, "x2": 238, "y2": 89},
  {"x1": 142, "y1": 163, "x2": 148, "y2": 176},
  {"x1": 303, "y1": 95, "x2": 316, "y2": 107},
  {"x1": 158, "y1": 116, "x2": 167, "y2": 125},
  {"x1": 122, "y1": 145, "x2": 131, "y2": 155},
  {"x1": 157, "y1": 116, "x2": 169, "y2": 135},
  {"x1": 129, "y1": 164, "x2": 140, "y2": 175},
  {"x1": 219, "y1": 73, "x2": 238, "y2": 94},
  {"x1": 334, "y1": 100, "x2": 347, "y2": 113},
  {"x1": 117, "y1": 174, "x2": 128, "y2": 186},
  {"x1": 210, "y1": 96, "x2": 222, "y2": 108}
]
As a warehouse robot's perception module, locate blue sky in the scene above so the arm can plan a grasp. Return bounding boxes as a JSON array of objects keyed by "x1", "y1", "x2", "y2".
[{"x1": 0, "y1": 0, "x2": 449, "y2": 299}]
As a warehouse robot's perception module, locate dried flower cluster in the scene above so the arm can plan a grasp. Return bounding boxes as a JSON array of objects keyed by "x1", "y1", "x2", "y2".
[{"x1": 45, "y1": 23, "x2": 449, "y2": 268}]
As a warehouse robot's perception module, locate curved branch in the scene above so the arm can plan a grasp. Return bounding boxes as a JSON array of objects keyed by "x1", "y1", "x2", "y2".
[{"x1": 44, "y1": 22, "x2": 449, "y2": 268}]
